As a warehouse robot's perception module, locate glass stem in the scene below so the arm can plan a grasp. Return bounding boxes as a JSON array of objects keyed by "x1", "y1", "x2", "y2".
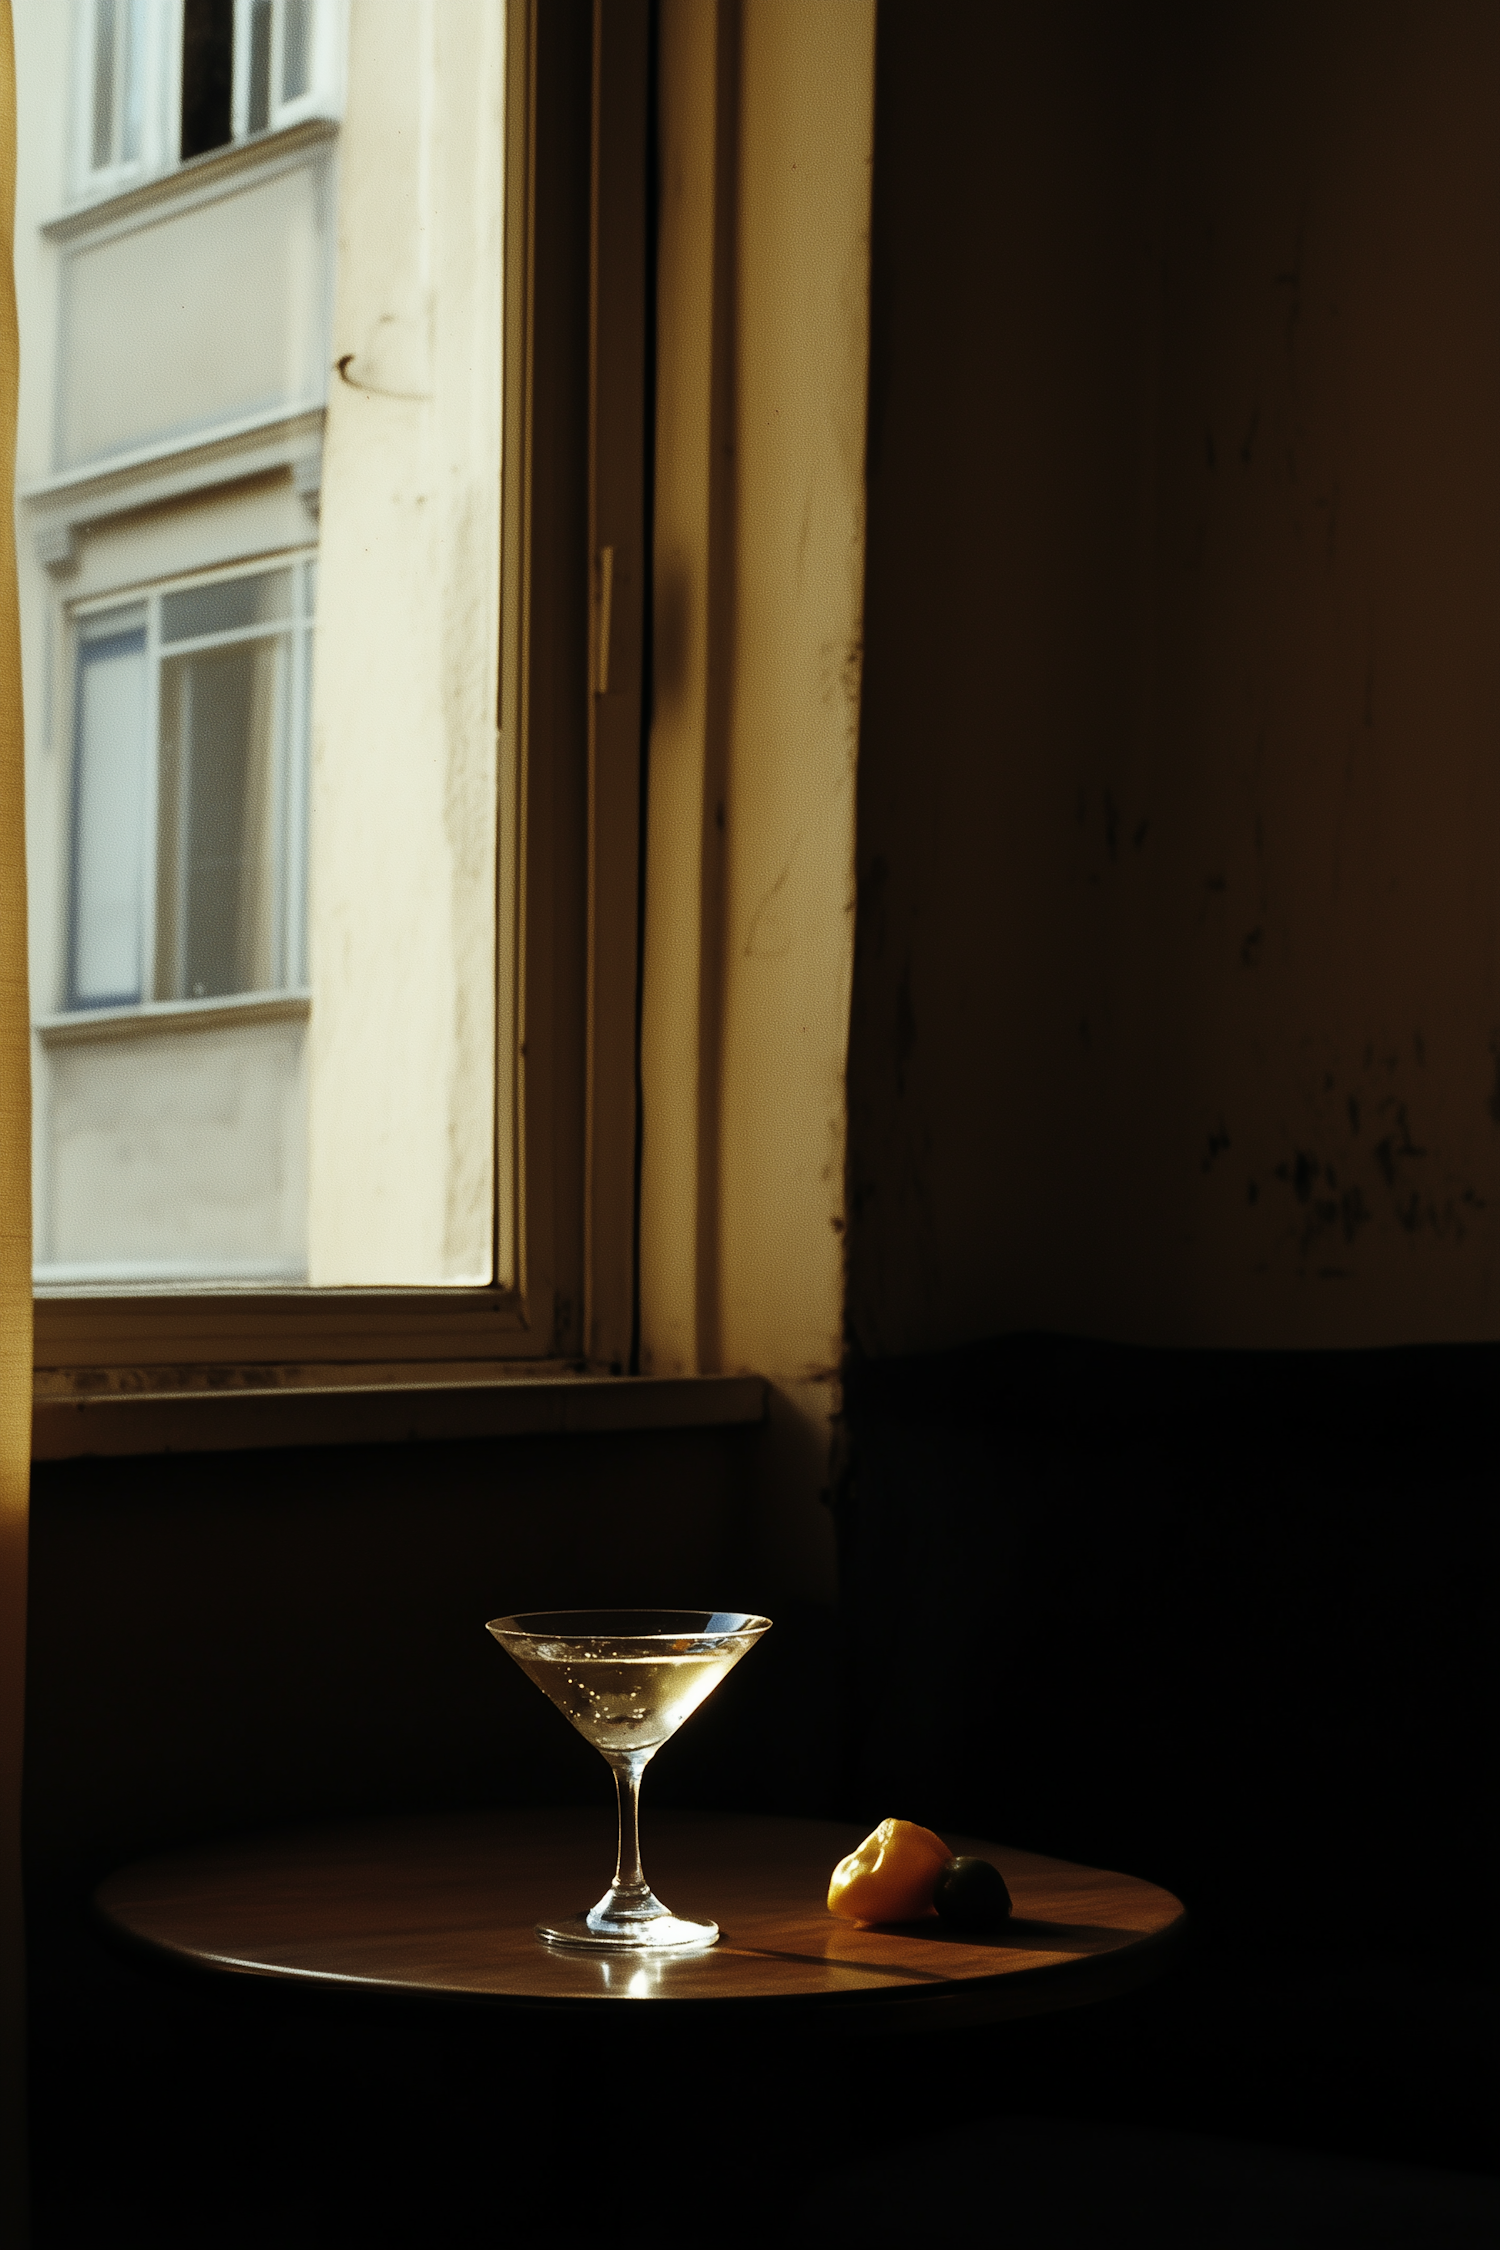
[{"x1": 609, "y1": 1751, "x2": 652, "y2": 1908}]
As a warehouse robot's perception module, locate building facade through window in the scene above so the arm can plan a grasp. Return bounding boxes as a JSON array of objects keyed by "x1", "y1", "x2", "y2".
[{"x1": 18, "y1": 0, "x2": 342, "y2": 1282}]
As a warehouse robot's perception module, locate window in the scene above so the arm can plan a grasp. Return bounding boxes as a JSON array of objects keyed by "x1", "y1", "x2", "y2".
[
  {"x1": 25, "y1": 0, "x2": 644, "y2": 1376},
  {"x1": 68, "y1": 561, "x2": 313, "y2": 1014},
  {"x1": 88, "y1": 0, "x2": 150, "y2": 175},
  {"x1": 22, "y1": 0, "x2": 862, "y2": 1546},
  {"x1": 76, "y1": 0, "x2": 336, "y2": 192},
  {"x1": 178, "y1": 0, "x2": 235, "y2": 158},
  {"x1": 182, "y1": 0, "x2": 327, "y2": 158}
]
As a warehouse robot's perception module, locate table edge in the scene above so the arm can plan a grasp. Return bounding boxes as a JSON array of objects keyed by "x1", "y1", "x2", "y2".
[{"x1": 92, "y1": 1809, "x2": 1188, "y2": 2027}]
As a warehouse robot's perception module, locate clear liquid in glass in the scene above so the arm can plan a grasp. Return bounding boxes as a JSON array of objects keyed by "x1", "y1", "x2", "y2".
[
  {"x1": 509, "y1": 1647, "x2": 743, "y2": 1756},
  {"x1": 487, "y1": 1609, "x2": 771, "y2": 1951}
]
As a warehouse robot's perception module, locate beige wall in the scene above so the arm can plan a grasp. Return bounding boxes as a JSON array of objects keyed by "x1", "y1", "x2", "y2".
[
  {"x1": 39, "y1": 1014, "x2": 307, "y2": 1278},
  {"x1": 58, "y1": 145, "x2": 333, "y2": 467},
  {"x1": 849, "y1": 0, "x2": 1500, "y2": 1355},
  {"x1": 640, "y1": 0, "x2": 876, "y2": 1594},
  {"x1": 306, "y1": 0, "x2": 504, "y2": 1287}
]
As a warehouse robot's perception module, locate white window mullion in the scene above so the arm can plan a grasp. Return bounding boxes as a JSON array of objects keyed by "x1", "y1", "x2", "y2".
[
  {"x1": 69, "y1": 604, "x2": 151, "y2": 1008},
  {"x1": 162, "y1": 0, "x2": 187, "y2": 165},
  {"x1": 140, "y1": 591, "x2": 162, "y2": 1002},
  {"x1": 120, "y1": 0, "x2": 148, "y2": 163},
  {"x1": 78, "y1": 0, "x2": 176, "y2": 187},
  {"x1": 284, "y1": 598, "x2": 311, "y2": 989},
  {"x1": 268, "y1": 0, "x2": 285, "y2": 129},
  {"x1": 246, "y1": 0, "x2": 274, "y2": 134},
  {"x1": 110, "y1": 0, "x2": 129, "y2": 167},
  {"x1": 311, "y1": 0, "x2": 342, "y2": 116},
  {"x1": 230, "y1": 0, "x2": 252, "y2": 140},
  {"x1": 266, "y1": 619, "x2": 289, "y2": 991},
  {"x1": 92, "y1": 0, "x2": 120, "y2": 172},
  {"x1": 74, "y1": 0, "x2": 96, "y2": 186}
]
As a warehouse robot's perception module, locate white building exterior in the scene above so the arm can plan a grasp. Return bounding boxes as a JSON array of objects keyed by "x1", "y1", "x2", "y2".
[{"x1": 15, "y1": 1, "x2": 505, "y2": 1289}]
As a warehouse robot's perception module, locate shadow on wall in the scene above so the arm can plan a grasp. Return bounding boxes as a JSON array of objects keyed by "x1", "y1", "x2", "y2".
[
  {"x1": 832, "y1": 1331, "x2": 1497, "y2": 2173},
  {"x1": 849, "y1": 0, "x2": 1500, "y2": 1355}
]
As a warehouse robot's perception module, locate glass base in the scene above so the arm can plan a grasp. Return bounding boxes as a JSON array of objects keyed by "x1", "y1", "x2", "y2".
[{"x1": 536, "y1": 1909, "x2": 720, "y2": 1953}]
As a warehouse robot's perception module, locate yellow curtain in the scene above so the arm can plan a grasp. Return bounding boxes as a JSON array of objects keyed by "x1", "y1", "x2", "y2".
[{"x1": 0, "y1": 1, "x2": 32, "y2": 2235}]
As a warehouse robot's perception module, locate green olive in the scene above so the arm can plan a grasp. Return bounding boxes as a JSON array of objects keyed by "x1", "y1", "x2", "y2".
[{"x1": 932, "y1": 1855, "x2": 1012, "y2": 1930}]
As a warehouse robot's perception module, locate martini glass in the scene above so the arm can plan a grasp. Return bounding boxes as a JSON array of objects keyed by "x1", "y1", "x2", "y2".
[{"x1": 487, "y1": 1608, "x2": 771, "y2": 1951}]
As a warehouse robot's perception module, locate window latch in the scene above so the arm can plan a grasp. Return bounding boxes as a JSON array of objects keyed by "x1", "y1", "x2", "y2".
[{"x1": 595, "y1": 546, "x2": 614, "y2": 696}]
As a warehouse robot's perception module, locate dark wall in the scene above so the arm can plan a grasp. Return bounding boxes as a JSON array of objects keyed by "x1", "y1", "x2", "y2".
[
  {"x1": 844, "y1": 0, "x2": 1498, "y2": 1933},
  {"x1": 835, "y1": 1334, "x2": 1496, "y2": 2173},
  {"x1": 23, "y1": 1421, "x2": 835, "y2": 1906},
  {"x1": 23, "y1": 1421, "x2": 850, "y2": 2245},
  {"x1": 850, "y1": 0, "x2": 1500, "y2": 1355},
  {"x1": 838, "y1": 0, "x2": 1498, "y2": 2172},
  {"x1": 840, "y1": 1337, "x2": 1494, "y2": 1943}
]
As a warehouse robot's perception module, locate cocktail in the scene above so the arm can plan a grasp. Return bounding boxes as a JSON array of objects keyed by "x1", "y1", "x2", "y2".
[{"x1": 486, "y1": 1608, "x2": 771, "y2": 1951}]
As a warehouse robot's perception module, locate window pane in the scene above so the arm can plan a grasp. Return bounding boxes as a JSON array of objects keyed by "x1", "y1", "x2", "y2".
[
  {"x1": 157, "y1": 637, "x2": 286, "y2": 1000},
  {"x1": 180, "y1": 0, "x2": 235, "y2": 160},
  {"x1": 248, "y1": 0, "x2": 273, "y2": 133},
  {"x1": 121, "y1": 0, "x2": 148, "y2": 162},
  {"x1": 287, "y1": 624, "x2": 311, "y2": 986},
  {"x1": 72, "y1": 611, "x2": 150, "y2": 1006},
  {"x1": 91, "y1": 0, "x2": 117, "y2": 171},
  {"x1": 282, "y1": 0, "x2": 313, "y2": 102},
  {"x1": 161, "y1": 568, "x2": 293, "y2": 643},
  {"x1": 25, "y1": 4, "x2": 507, "y2": 1291}
]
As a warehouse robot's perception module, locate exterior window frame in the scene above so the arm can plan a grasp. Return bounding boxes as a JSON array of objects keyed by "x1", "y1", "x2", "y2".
[
  {"x1": 73, "y1": 0, "x2": 173, "y2": 196},
  {"x1": 71, "y1": 0, "x2": 344, "y2": 203},
  {"x1": 230, "y1": 0, "x2": 339, "y2": 145},
  {"x1": 33, "y1": 0, "x2": 649, "y2": 1403},
  {"x1": 61, "y1": 551, "x2": 316, "y2": 1018}
]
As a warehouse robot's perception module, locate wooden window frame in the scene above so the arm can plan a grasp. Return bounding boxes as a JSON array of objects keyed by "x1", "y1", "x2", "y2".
[{"x1": 34, "y1": 0, "x2": 652, "y2": 1414}]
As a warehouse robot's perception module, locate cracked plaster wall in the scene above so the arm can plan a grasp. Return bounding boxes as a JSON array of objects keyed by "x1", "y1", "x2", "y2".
[{"x1": 848, "y1": 0, "x2": 1500, "y2": 1352}]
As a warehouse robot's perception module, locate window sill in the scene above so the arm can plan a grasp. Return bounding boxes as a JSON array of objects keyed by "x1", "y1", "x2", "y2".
[
  {"x1": 43, "y1": 116, "x2": 340, "y2": 243},
  {"x1": 20, "y1": 406, "x2": 325, "y2": 576},
  {"x1": 36, "y1": 990, "x2": 311, "y2": 1046},
  {"x1": 32, "y1": 1368, "x2": 767, "y2": 1462}
]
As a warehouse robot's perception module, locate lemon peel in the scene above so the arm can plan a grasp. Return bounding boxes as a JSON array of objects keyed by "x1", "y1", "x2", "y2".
[{"x1": 826, "y1": 1817, "x2": 951, "y2": 1925}]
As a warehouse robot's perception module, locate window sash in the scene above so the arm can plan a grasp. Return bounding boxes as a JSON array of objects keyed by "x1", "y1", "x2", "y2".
[
  {"x1": 69, "y1": 610, "x2": 151, "y2": 1007},
  {"x1": 233, "y1": 0, "x2": 327, "y2": 144},
  {"x1": 78, "y1": 0, "x2": 338, "y2": 193},
  {"x1": 37, "y1": 0, "x2": 643, "y2": 1383},
  {"x1": 83, "y1": 0, "x2": 155, "y2": 184},
  {"x1": 66, "y1": 557, "x2": 314, "y2": 1013},
  {"x1": 90, "y1": 0, "x2": 149, "y2": 172}
]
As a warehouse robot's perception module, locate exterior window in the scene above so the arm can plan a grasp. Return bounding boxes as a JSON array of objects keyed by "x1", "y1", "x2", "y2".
[
  {"x1": 282, "y1": 0, "x2": 314, "y2": 103},
  {"x1": 90, "y1": 0, "x2": 149, "y2": 172},
  {"x1": 200, "y1": 0, "x2": 329, "y2": 156},
  {"x1": 179, "y1": 0, "x2": 235, "y2": 159},
  {"x1": 80, "y1": 0, "x2": 335, "y2": 188},
  {"x1": 70, "y1": 608, "x2": 150, "y2": 1007},
  {"x1": 29, "y1": 3, "x2": 527, "y2": 1307},
  {"x1": 67, "y1": 561, "x2": 313, "y2": 1012}
]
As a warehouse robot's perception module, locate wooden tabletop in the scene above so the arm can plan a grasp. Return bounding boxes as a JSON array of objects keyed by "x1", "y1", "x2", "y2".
[{"x1": 95, "y1": 1808, "x2": 1185, "y2": 2032}]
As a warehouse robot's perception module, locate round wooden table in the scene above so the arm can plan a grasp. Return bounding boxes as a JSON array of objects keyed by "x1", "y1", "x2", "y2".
[{"x1": 96, "y1": 1808, "x2": 1185, "y2": 2032}]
